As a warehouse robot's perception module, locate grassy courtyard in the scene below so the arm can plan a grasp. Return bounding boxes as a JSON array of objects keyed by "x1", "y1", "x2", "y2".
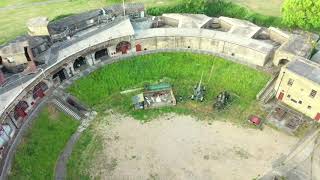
[
  {"x1": 69, "y1": 52, "x2": 270, "y2": 124},
  {"x1": 8, "y1": 106, "x2": 79, "y2": 180}
]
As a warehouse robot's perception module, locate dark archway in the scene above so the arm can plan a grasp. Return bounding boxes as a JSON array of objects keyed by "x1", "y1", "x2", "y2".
[
  {"x1": 73, "y1": 57, "x2": 87, "y2": 71},
  {"x1": 52, "y1": 68, "x2": 68, "y2": 83},
  {"x1": 14, "y1": 101, "x2": 29, "y2": 120},
  {"x1": 116, "y1": 41, "x2": 131, "y2": 54},
  {"x1": 33, "y1": 81, "x2": 49, "y2": 99},
  {"x1": 94, "y1": 48, "x2": 109, "y2": 60},
  {"x1": 278, "y1": 59, "x2": 289, "y2": 66}
]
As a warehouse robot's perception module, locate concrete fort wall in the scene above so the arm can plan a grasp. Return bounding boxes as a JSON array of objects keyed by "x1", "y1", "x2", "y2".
[{"x1": 135, "y1": 36, "x2": 271, "y2": 67}]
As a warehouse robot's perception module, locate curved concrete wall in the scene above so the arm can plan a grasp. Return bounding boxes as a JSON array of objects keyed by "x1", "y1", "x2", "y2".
[
  {"x1": 135, "y1": 28, "x2": 274, "y2": 67},
  {"x1": 1, "y1": 25, "x2": 276, "y2": 119}
]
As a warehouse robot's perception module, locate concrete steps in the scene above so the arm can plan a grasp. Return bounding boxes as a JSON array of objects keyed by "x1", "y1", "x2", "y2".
[{"x1": 52, "y1": 99, "x2": 82, "y2": 120}]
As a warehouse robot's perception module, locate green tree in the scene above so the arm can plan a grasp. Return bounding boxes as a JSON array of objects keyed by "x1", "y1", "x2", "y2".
[
  {"x1": 282, "y1": 0, "x2": 320, "y2": 30},
  {"x1": 185, "y1": 0, "x2": 208, "y2": 13}
]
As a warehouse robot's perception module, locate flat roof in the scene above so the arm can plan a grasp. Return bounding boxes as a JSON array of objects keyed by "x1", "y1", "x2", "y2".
[
  {"x1": 281, "y1": 35, "x2": 313, "y2": 58},
  {"x1": 287, "y1": 59, "x2": 320, "y2": 84},
  {"x1": 219, "y1": 16, "x2": 261, "y2": 38},
  {"x1": 162, "y1": 14, "x2": 212, "y2": 29},
  {"x1": 135, "y1": 28, "x2": 274, "y2": 53}
]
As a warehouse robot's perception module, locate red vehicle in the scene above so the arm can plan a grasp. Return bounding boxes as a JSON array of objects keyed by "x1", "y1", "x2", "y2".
[{"x1": 248, "y1": 115, "x2": 263, "y2": 129}]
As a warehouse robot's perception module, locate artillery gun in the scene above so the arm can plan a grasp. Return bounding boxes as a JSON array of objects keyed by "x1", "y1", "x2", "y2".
[
  {"x1": 191, "y1": 72, "x2": 206, "y2": 102},
  {"x1": 214, "y1": 91, "x2": 231, "y2": 110}
]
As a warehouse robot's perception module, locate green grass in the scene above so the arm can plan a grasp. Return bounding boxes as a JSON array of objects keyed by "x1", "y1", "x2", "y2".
[
  {"x1": 67, "y1": 117, "x2": 104, "y2": 180},
  {"x1": 68, "y1": 52, "x2": 270, "y2": 124},
  {"x1": 228, "y1": 0, "x2": 283, "y2": 16},
  {"x1": 8, "y1": 105, "x2": 79, "y2": 180}
]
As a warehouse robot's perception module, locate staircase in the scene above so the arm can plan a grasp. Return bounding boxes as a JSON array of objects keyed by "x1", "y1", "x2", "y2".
[
  {"x1": 52, "y1": 98, "x2": 82, "y2": 120},
  {"x1": 261, "y1": 86, "x2": 276, "y2": 104},
  {"x1": 257, "y1": 75, "x2": 278, "y2": 104}
]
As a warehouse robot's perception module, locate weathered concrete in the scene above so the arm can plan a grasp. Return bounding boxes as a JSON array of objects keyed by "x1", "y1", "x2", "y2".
[{"x1": 261, "y1": 129, "x2": 320, "y2": 180}]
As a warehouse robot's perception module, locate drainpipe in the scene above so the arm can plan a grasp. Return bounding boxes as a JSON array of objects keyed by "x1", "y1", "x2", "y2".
[{"x1": 275, "y1": 70, "x2": 286, "y2": 99}]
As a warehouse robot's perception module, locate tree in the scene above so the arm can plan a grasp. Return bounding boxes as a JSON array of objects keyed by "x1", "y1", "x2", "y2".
[
  {"x1": 185, "y1": 0, "x2": 208, "y2": 13},
  {"x1": 282, "y1": 0, "x2": 320, "y2": 31}
]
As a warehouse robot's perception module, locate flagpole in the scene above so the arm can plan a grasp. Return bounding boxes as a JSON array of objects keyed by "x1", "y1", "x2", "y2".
[{"x1": 123, "y1": 0, "x2": 126, "y2": 16}]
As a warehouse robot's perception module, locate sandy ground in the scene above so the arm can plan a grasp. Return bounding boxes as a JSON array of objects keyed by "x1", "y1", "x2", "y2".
[{"x1": 89, "y1": 113, "x2": 298, "y2": 180}]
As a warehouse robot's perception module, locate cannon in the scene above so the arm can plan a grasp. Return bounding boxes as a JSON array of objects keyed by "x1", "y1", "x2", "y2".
[{"x1": 191, "y1": 72, "x2": 206, "y2": 102}]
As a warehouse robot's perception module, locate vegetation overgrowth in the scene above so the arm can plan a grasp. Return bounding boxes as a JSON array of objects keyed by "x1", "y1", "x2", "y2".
[
  {"x1": 282, "y1": 0, "x2": 320, "y2": 31},
  {"x1": 9, "y1": 106, "x2": 79, "y2": 180},
  {"x1": 148, "y1": 0, "x2": 284, "y2": 28},
  {"x1": 68, "y1": 52, "x2": 270, "y2": 124},
  {"x1": 67, "y1": 117, "x2": 104, "y2": 180}
]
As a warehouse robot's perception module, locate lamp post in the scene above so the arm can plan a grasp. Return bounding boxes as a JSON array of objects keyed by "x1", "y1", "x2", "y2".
[{"x1": 123, "y1": 0, "x2": 126, "y2": 16}]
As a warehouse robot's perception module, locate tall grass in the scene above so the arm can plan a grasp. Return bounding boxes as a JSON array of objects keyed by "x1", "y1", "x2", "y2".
[
  {"x1": 9, "y1": 106, "x2": 79, "y2": 180},
  {"x1": 68, "y1": 52, "x2": 270, "y2": 123}
]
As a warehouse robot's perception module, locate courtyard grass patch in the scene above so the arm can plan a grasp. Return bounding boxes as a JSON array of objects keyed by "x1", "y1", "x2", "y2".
[
  {"x1": 68, "y1": 52, "x2": 270, "y2": 125},
  {"x1": 8, "y1": 105, "x2": 79, "y2": 180},
  {"x1": 67, "y1": 116, "x2": 104, "y2": 180}
]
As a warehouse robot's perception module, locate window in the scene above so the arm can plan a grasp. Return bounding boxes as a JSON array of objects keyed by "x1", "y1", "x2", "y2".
[
  {"x1": 308, "y1": 106, "x2": 312, "y2": 110},
  {"x1": 298, "y1": 100, "x2": 302, "y2": 104},
  {"x1": 287, "y1": 78, "x2": 294, "y2": 86},
  {"x1": 310, "y1": 90, "x2": 317, "y2": 98},
  {"x1": 287, "y1": 94, "x2": 291, "y2": 98}
]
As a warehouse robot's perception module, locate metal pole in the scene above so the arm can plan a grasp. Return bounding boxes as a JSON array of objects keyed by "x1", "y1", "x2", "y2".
[{"x1": 123, "y1": 0, "x2": 126, "y2": 16}]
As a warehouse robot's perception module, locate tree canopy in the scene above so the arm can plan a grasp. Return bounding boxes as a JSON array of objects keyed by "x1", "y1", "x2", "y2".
[{"x1": 282, "y1": 0, "x2": 320, "y2": 31}]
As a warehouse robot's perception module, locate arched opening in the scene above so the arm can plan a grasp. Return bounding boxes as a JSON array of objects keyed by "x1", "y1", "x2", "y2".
[
  {"x1": 33, "y1": 81, "x2": 49, "y2": 99},
  {"x1": 94, "y1": 48, "x2": 109, "y2": 60},
  {"x1": 14, "y1": 101, "x2": 29, "y2": 120},
  {"x1": 116, "y1": 41, "x2": 131, "y2": 54},
  {"x1": 52, "y1": 68, "x2": 68, "y2": 83},
  {"x1": 278, "y1": 59, "x2": 289, "y2": 66},
  {"x1": 73, "y1": 57, "x2": 87, "y2": 71}
]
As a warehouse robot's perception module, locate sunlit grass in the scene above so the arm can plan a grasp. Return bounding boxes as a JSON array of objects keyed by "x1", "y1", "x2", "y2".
[
  {"x1": 9, "y1": 105, "x2": 79, "y2": 180},
  {"x1": 69, "y1": 52, "x2": 270, "y2": 123}
]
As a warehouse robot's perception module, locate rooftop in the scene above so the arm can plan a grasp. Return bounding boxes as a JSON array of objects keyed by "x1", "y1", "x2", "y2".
[
  {"x1": 162, "y1": 13, "x2": 212, "y2": 29},
  {"x1": 287, "y1": 59, "x2": 320, "y2": 84},
  {"x1": 219, "y1": 16, "x2": 261, "y2": 38},
  {"x1": 135, "y1": 28, "x2": 274, "y2": 53}
]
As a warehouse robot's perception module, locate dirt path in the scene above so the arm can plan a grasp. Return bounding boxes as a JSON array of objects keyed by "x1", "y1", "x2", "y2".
[
  {"x1": 0, "y1": 0, "x2": 67, "y2": 12},
  {"x1": 55, "y1": 111, "x2": 96, "y2": 180},
  {"x1": 89, "y1": 113, "x2": 298, "y2": 180}
]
